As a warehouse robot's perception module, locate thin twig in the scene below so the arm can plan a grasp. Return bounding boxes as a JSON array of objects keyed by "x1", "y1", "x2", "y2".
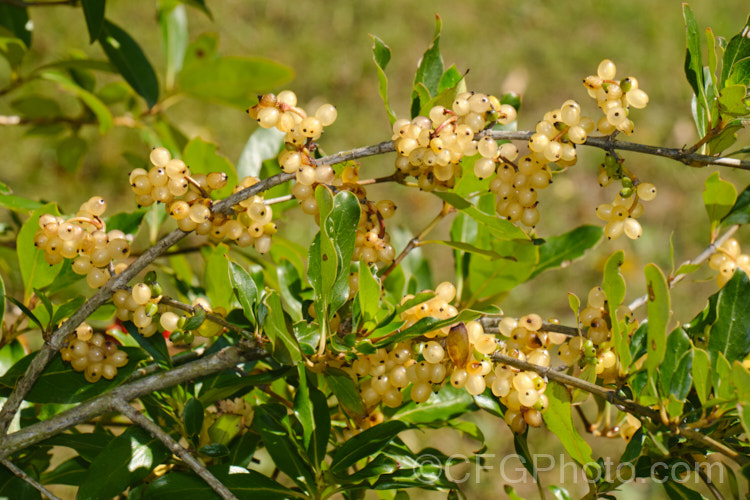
[
  {"x1": 697, "y1": 466, "x2": 724, "y2": 500},
  {"x1": 380, "y1": 202, "x2": 454, "y2": 280},
  {"x1": 0, "y1": 458, "x2": 61, "y2": 500},
  {"x1": 158, "y1": 296, "x2": 256, "y2": 339},
  {"x1": 0, "y1": 343, "x2": 267, "y2": 458},
  {"x1": 480, "y1": 317, "x2": 580, "y2": 337},
  {"x1": 113, "y1": 399, "x2": 238, "y2": 500},
  {"x1": 0, "y1": 173, "x2": 292, "y2": 436},
  {"x1": 628, "y1": 225, "x2": 740, "y2": 311},
  {"x1": 491, "y1": 352, "x2": 750, "y2": 467}
]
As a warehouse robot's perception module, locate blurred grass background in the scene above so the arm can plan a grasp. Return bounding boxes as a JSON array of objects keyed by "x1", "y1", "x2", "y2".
[{"x1": 1, "y1": 0, "x2": 749, "y2": 498}]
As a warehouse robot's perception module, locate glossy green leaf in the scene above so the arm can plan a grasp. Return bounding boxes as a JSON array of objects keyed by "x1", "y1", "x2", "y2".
[
  {"x1": 123, "y1": 321, "x2": 171, "y2": 368},
  {"x1": 202, "y1": 243, "x2": 232, "y2": 311},
  {"x1": 98, "y1": 20, "x2": 159, "y2": 107},
  {"x1": 178, "y1": 56, "x2": 293, "y2": 109},
  {"x1": 468, "y1": 237, "x2": 537, "y2": 303},
  {"x1": 308, "y1": 387, "x2": 330, "y2": 468},
  {"x1": 198, "y1": 443, "x2": 230, "y2": 457},
  {"x1": 722, "y1": 183, "x2": 750, "y2": 226},
  {"x1": 81, "y1": 0, "x2": 106, "y2": 43},
  {"x1": 324, "y1": 189, "x2": 360, "y2": 315},
  {"x1": 683, "y1": 5, "x2": 707, "y2": 126},
  {"x1": 40, "y1": 456, "x2": 88, "y2": 486},
  {"x1": 207, "y1": 414, "x2": 241, "y2": 446},
  {"x1": 721, "y1": 15, "x2": 750, "y2": 87},
  {"x1": 542, "y1": 383, "x2": 593, "y2": 467},
  {"x1": 358, "y1": 261, "x2": 381, "y2": 332},
  {"x1": 718, "y1": 84, "x2": 749, "y2": 116},
  {"x1": 181, "y1": 301, "x2": 206, "y2": 331},
  {"x1": 331, "y1": 420, "x2": 408, "y2": 477},
  {"x1": 41, "y1": 71, "x2": 113, "y2": 133},
  {"x1": 183, "y1": 397, "x2": 204, "y2": 437},
  {"x1": 197, "y1": 366, "x2": 290, "y2": 406},
  {"x1": 77, "y1": 426, "x2": 169, "y2": 500},
  {"x1": 276, "y1": 260, "x2": 303, "y2": 323},
  {"x1": 603, "y1": 251, "x2": 629, "y2": 367},
  {"x1": 105, "y1": 208, "x2": 148, "y2": 234},
  {"x1": 662, "y1": 480, "x2": 706, "y2": 500},
  {"x1": 692, "y1": 347, "x2": 711, "y2": 405},
  {"x1": 252, "y1": 403, "x2": 315, "y2": 489},
  {"x1": 374, "y1": 308, "x2": 484, "y2": 347},
  {"x1": 41, "y1": 432, "x2": 111, "y2": 462},
  {"x1": 51, "y1": 296, "x2": 85, "y2": 327},
  {"x1": 703, "y1": 172, "x2": 737, "y2": 233},
  {"x1": 369, "y1": 34, "x2": 396, "y2": 124},
  {"x1": 18, "y1": 203, "x2": 63, "y2": 301},
  {"x1": 645, "y1": 264, "x2": 670, "y2": 380},
  {"x1": 262, "y1": 291, "x2": 302, "y2": 365},
  {"x1": 236, "y1": 126, "x2": 284, "y2": 179},
  {"x1": 389, "y1": 384, "x2": 475, "y2": 424},
  {"x1": 620, "y1": 427, "x2": 644, "y2": 463},
  {"x1": 144, "y1": 465, "x2": 306, "y2": 500},
  {"x1": 0, "y1": 272, "x2": 4, "y2": 328},
  {"x1": 530, "y1": 225, "x2": 603, "y2": 279},
  {"x1": 5, "y1": 296, "x2": 42, "y2": 330},
  {"x1": 183, "y1": 137, "x2": 238, "y2": 199},
  {"x1": 229, "y1": 260, "x2": 258, "y2": 325},
  {"x1": 708, "y1": 269, "x2": 750, "y2": 364},
  {"x1": 410, "y1": 15, "x2": 443, "y2": 117},
  {"x1": 0, "y1": 4, "x2": 30, "y2": 47},
  {"x1": 159, "y1": 3, "x2": 187, "y2": 89},
  {"x1": 294, "y1": 365, "x2": 314, "y2": 449},
  {"x1": 325, "y1": 367, "x2": 367, "y2": 418},
  {"x1": 0, "y1": 467, "x2": 40, "y2": 499},
  {"x1": 660, "y1": 328, "x2": 694, "y2": 409},
  {"x1": 0, "y1": 347, "x2": 147, "y2": 403},
  {"x1": 713, "y1": 352, "x2": 734, "y2": 400}
]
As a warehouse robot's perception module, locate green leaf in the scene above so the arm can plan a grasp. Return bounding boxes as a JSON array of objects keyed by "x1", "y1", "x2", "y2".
[
  {"x1": 40, "y1": 71, "x2": 113, "y2": 133},
  {"x1": 369, "y1": 34, "x2": 397, "y2": 124},
  {"x1": 325, "y1": 367, "x2": 367, "y2": 418},
  {"x1": 262, "y1": 291, "x2": 302, "y2": 365},
  {"x1": 434, "y1": 191, "x2": 527, "y2": 240},
  {"x1": 41, "y1": 432, "x2": 111, "y2": 462},
  {"x1": 722, "y1": 182, "x2": 750, "y2": 226},
  {"x1": 18, "y1": 203, "x2": 63, "y2": 301},
  {"x1": 548, "y1": 486, "x2": 573, "y2": 500},
  {"x1": 389, "y1": 384, "x2": 475, "y2": 424},
  {"x1": 468, "y1": 237, "x2": 537, "y2": 303},
  {"x1": 374, "y1": 308, "x2": 484, "y2": 347},
  {"x1": 123, "y1": 321, "x2": 171, "y2": 368},
  {"x1": 183, "y1": 137, "x2": 238, "y2": 199},
  {"x1": 603, "y1": 251, "x2": 629, "y2": 367},
  {"x1": 51, "y1": 296, "x2": 85, "y2": 327},
  {"x1": 145, "y1": 465, "x2": 305, "y2": 500},
  {"x1": 721, "y1": 14, "x2": 750, "y2": 87},
  {"x1": 0, "y1": 194, "x2": 42, "y2": 213},
  {"x1": 178, "y1": 56, "x2": 293, "y2": 109},
  {"x1": 542, "y1": 383, "x2": 593, "y2": 467},
  {"x1": 530, "y1": 225, "x2": 603, "y2": 279},
  {"x1": 11, "y1": 96, "x2": 62, "y2": 119},
  {"x1": 202, "y1": 243, "x2": 232, "y2": 311},
  {"x1": 0, "y1": 4, "x2": 30, "y2": 47},
  {"x1": 692, "y1": 347, "x2": 711, "y2": 405},
  {"x1": 198, "y1": 443, "x2": 230, "y2": 457},
  {"x1": 252, "y1": 403, "x2": 315, "y2": 489},
  {"x1": 78, "y1": 426, "x2": 169, "y2": 500},
  {"x1": 196, "y1": 366, "x2": 290, "y2": 406},
  {"x1": 0, "y1": 27, "x2": 26, "y2": 70},
  {"x1": 358, "y1": 261, "x2": 381, "y2": 332},
  {"x1": 105, "y1": 208, "x2": 148, "y2": 234},
  {"x1": 718, "y1": 84, "x2": 749, "y2": 116},
  {"x1": 81, "y1": 0, "x2": 106, "y2": 43},
  {"x1": 0, "y1": 272, "x2": 4, "y2": 328},
  {"x1": 645, "y1": 264, "x2": 670, "y2": 381},
  {"x1": 308, "y1": 387, "x2": 330, "y2": 468},
  {"x1": 159, "y1": 3, "x2": 188, "y2": 90},
  {"x1": 294, "y1": 365, "x2": 314, "y2": 449},
  {"x1": 229, "y1": 260, "x2": 258, "y2": 326},
  {"x1": 57, "y1": 136, "x2": 88, "y2": 172},
  {"x1": 0, "y1": 347, "x2": 148, "y2": 403},
  {"x1": 410, "y1": 15, "x2": 443, "y2": 117},
  {"x1": 703, "y1": 172, "x2": 737, "y2": 233},
  {"x1": 276, "y1": 260, "x2": 303, "y2": 322},
  {"x1": 683, "y1": 4, "x2": 708, "y2": 127},
  {"x1": 330, "y1": 420, "x2": 408, "y2": 477},
  {"x1": 660, "y1": 329, "x2": 693, "y2": 416},
  {"x1": 620, "y1": 427, "x2": 644, "y2": 463},
  {"x1": 708, "y1": 269, "x2": 750, "y2": 364},
  {"x1": 41, "y1": 457, "x2": 88, "y2": 486},
  {"x1": 98, "y1": 20, "x2": 159, "y2": 108},
  {"x1": 236, "y1": 127, "x2": 284, "y2": 179},
  {"x1": 662, "y1": 480, "x2": 707, "y2": 500},
  {"x1": 183, "y1": 397, "x2": 204, "y2": 437}
]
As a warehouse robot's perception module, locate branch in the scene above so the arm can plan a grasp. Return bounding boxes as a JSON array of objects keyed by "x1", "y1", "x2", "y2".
[
  {"x1": 0, "y1": 343, "x2": 267, "y2": 458},
  {"x1": 113, "y1": 399, "x2": 238, "y2": 500},
  {"x1": 0, "y1": 174, "x2": 293, "y2": 436},
  {"x1": 627, "y1": 225, "x2": 740, "y2": 311},
  {"x1": 480, "y1": 317, "x2": 580, "y2": 337},
  {"x1": 491, "y1": 352, "x2": 750, "y2": 467},
  {"x1": 158, "y1": 296, "x2": 256, "y2": 339},
  {"x1": 0, "y1": 458, "x2": 61, "y2": 500}
]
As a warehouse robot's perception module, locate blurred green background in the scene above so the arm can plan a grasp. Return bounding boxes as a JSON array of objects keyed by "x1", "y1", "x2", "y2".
[{"x1": 1, "y1": 0, "x2": 749, "y2": 498}]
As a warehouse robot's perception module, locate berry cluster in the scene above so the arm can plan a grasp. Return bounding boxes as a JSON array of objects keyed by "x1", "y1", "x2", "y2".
[
  {"x1": 113, "y1": 282, "x2": 223, "y2": 341},
  {"x1": 60, "y1": 325, "x2": 129, "y2": 383},
  {"x1": 492, "y1": 314, "x2": 557, "y2": 433},
  {"x1": 490, "y1": 154, "x2": 552, "y2": 227},
  {"x1": 34, "y1": 197, "x2": 131, "y2": 288},
  {"x1": 595, "y1": 182, "x2": 657, "y2": 239},
  {"x1": 393, "y1": 92, "x2": 517, "y2": 191},
  {"x1": 583, "y1": 59, "x2": 649, "y2": 135},
  {"x1": 709, "y1": 238, "x2": 750, "y2": 287},
  {"x1": 528, "y1": 100, "x2": 595, "y2": 167},
  {"x1": 353, "y1": 198, "x2": 397, "y2": 266},
  {"x1": 558, "y1": 286, "x2": 620, "y2": 384}
]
